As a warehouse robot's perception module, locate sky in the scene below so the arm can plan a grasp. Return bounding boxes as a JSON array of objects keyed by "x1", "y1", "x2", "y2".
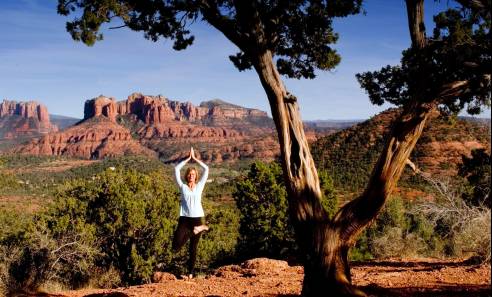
[{"x1": 0, "y1": 0, "x2": 490, "y2": 120}]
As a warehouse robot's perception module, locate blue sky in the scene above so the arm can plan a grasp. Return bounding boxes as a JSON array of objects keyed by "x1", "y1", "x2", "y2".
[{"x1": 0, "y1": 0, "x2": 489, "y2": 120}]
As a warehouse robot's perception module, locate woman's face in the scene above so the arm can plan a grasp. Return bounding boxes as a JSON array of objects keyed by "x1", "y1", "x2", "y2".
[{"x1": 186, "y1": 169, "x2": 197, "y2": 183}]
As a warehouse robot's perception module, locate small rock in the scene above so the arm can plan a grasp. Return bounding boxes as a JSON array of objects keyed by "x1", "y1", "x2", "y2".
[
  {"x1": 152, "y1": 271, "x2": 177, "y2": 282},
  {"x1": 241, "y1": 258, "x2": 289, "y2": 275}
]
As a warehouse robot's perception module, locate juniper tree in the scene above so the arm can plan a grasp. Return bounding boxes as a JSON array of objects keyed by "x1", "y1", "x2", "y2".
[
  {"x1": 57, "y1": 0, "x2": 490, "y2": 296},
  {"x1": 353, "y1": 0, "x2": 490, "y2": 289}
]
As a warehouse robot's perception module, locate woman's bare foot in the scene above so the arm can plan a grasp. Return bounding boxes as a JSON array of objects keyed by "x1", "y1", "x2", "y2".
[{"x1": 193, "y1": 224, "x2": 209, "y2": 235}]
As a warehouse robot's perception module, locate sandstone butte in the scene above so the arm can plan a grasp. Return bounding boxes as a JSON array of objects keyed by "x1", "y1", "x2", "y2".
[
  {"x1": 0, "y1": 99, "x2": 58, "y2": 139},
  {"x1": 83, "y1": 92, "x2": 268, "y2": 125},
  {"x1": 11, "y1": 93, "x2": 313, "y2": 162},
  {"x1": 14, "y1": 116, "x2": 157, "y2": 159}
]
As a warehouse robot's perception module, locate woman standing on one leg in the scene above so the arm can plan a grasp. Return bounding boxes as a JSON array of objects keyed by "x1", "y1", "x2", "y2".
[{"x1": 172, "y1": 147, "x2": 209, "y2": 279}]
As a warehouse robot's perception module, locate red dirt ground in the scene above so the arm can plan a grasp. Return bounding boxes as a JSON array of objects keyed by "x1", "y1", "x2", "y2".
[{"x1": 43, "y1": 258, "x2": 491, "y2": 297}]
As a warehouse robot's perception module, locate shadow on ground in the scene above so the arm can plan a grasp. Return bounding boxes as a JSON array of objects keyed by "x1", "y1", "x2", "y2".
[
  {"x1": 269, "y1": 284, "x2": 491, "y2": 297},
  {"x1": 351, "y1": 256, "x2": 483, "y2": 269},
  {"x1": 10, "y1": 293, "x2": 130, "y2": 297},
  {"x1": 83, "y1": 293, "x2": 130, "y2": 297},
  {"x1": 362, "y1": 284, "x2": 491, "y2": 297}
]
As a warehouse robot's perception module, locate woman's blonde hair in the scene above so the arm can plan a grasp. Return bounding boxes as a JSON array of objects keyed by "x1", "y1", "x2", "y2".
[{"x1": 185, "y1": 167, "x2": 199, "y2": 182}]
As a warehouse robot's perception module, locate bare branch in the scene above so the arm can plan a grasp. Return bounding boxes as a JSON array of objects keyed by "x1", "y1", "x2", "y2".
[
  {"x1": 50, "y1": 240, "x2": 79, "y2": 254},
  {"x1": 109, "y1": 24, "x2": 127, "y2": 30}
]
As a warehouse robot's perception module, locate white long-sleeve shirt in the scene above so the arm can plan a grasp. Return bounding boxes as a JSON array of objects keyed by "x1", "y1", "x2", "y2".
[{"x1": 174, "y1": 158, "x2": 209, "y2": 217}]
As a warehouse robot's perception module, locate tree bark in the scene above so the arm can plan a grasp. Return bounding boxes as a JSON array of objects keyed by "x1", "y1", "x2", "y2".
[
  {"x1": 252, "y1": 51, "x2": 325, "y2": 223},
  {"x1": 252, "y1": 50, "x2": 367, "y2": 297},
  {"x1": 223, "y1": 1, "x2": 440, "y2": 296},
  {"x1": 333, "y1": 102, "x2": 438, "y2": 243},
  {"x1": 406, "y1": 0, "x2": 426, "y2": 49},
  {"x1": 248, "y1": 1, "x2": 438, "y2": 294}
]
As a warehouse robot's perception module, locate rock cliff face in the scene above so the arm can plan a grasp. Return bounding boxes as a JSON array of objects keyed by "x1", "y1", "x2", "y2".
[
  {"x1": 12, "y1": 93, "x2": 332, "y2": 162},
  {"x1": 0, "y1": 100, "x2": 58, "y2": 139},
  {"x1": 14, "y1": 117, "x2": 156, "y2": 159},
  {"x1": 83, "y1": 93, "x2": 269, "y2": 126}
]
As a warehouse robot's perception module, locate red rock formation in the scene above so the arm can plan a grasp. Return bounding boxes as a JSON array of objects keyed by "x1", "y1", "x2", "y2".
[
  {"x1": 14, "y1": 117, "x2": 156, "y2": 159},
  {"x1": 84, "y1": 96, "x2": 118, "y2": 121},
  {"x1": 84, "y1": 93, "x2": 269, "y2": 125},
  {"x1": 12, "y1": 93, "x2": 328, "y2": 162},
  {"x1": 0, "y1": 100, "x2": 58, "y2": 138}
]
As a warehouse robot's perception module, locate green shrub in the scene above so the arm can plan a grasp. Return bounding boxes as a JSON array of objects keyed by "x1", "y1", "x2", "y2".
[
  {"x1": 233, "y1": 161, "x2": 337, "y2": 260},
  {"x1": 350, "y1": 196, "x2": 445, "y2": 260},
  {"x1": 47, "y1": 168, "x2": 179, "y2": 285},
  {"x1": 233, "y1": 161, "x2": 293, "y2": 259},
  {"x1": 195, "y1": 203, "x2": 240, "y2": 272},
  {"x1": 0, "y1": 220, "x2": 99, "y2": 294},
  {"x1": 459, "y1": 148, "x2": 490, "y2": 207}
]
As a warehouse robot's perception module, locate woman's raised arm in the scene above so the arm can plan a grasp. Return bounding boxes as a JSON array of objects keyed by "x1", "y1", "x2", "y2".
[
  {"x1": 192, "y1": 153, "x2": 209, "y2": 186},
  {"x1": 175, "y1": 154, "x2": 191, "y2": 188}
]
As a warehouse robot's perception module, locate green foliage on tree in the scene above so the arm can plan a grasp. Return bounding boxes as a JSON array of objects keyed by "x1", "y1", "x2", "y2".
[
  {"x1": 318, "y1": 170, "x2": 338, "y2": 218},
  {"x1": 233, "y1": 161, "x2": 292, "y2": 259},
  {"x1": 57, "y1": 0, "x2": 362, "y2": 79},
  {"x1": 45, "y1": 168, "x2": 179, "y2": 285},
  {"x1": 233, "y1": 161, "x2": 337, "y2": 260},
  {"x1": 356, "y1": 1, "x2": 490, "y2": 114},
  {"x1": 350, "y1": 196, "x2": 443, "y2": 261},
  {"x1": 459, "y1": 148, "x2": 491, "y2": 207}
]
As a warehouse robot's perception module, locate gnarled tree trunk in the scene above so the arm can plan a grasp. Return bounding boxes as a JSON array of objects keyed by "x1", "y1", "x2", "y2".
[
  {"x1": 254, "y1": 49, "x2": 438, "y2": 296},
  {"x1": 332, "y1": 101, "x2": 437, "y2": 251},
  {"x1": 249, "y1": 1, "x2": 439, "y2": 295},
  {"x1": 253, "y1": 50, "x2": 368, "y2": 297},
  {"x1": 241, "y1": 0, "x2": 439, "y2": 296}
]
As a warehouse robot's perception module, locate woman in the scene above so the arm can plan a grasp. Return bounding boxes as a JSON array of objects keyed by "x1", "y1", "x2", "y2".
[{"x1": 172, "y1": 147, "x2": 209, "y2": 279}]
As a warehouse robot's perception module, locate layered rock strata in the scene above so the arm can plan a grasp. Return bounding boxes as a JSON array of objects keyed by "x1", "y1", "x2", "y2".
[
  {"x1": 84, "y1": 93, "x2": 269, "y2": 126},
  {"x1": 12, "y1": 93, "x2": 332, "y2": 162},
  {"x1": 0, "y1": 100, "x2": 58, "y2": 138},
  {"x1": 14, "y1": 117, "x2": 156, "y2": 159}
]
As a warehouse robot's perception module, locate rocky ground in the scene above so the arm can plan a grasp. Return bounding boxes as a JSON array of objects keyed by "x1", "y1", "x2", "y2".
[{"x1": 43, "y1": 258, "x2": 491, "y2": 297}]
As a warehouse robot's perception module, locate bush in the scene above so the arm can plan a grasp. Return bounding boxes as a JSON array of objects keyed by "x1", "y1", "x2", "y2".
[
  {"x1": 1, "y1": 166, "x2": 242, "y2": 292},
  {"x1": 195, "y1": 203, "x2": 240, "y2": 272},
  {"x1": 350, "y1": 196, "x2": 444, "y2": 260},
  {"x1": 351, "y1": 173, "x2": 491, "y2": 262},
  {"x1": 233, "y1": 161, "x2": 337, "y2": 260},
  {"x1": 453, "y1": 209, "x2": 491, "y2": 262},
  {"x1": 458, "y1": 148, "x2": 490, "y2": 207},
  {"x1": 0, "y1": 221, "x2": 99, "y2": 294},
  {"x1": 415, "y1": 177, "x2": 491, "y2": 262},
  {"x1": 233, "y1": 161, "x2": 293, "y2": 259},
  {"x1": 47, "y1": 168, "x2": 179, "y2": 285}
]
